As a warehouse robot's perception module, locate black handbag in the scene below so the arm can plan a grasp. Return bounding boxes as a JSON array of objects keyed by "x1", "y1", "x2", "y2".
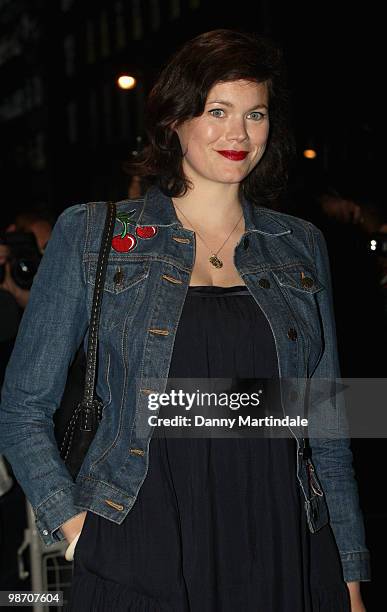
[{"x1": 53, "y1": 201, "x2": 116, "y2": 481}]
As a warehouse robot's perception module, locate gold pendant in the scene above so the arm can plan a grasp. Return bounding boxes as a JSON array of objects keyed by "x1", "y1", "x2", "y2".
[{"x1": 209, "y1": 254, "x2": 223, "y2": 268}]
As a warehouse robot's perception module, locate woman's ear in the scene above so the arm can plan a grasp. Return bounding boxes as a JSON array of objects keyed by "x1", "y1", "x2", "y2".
[{"x1": 170, "y1": 119, "x2": 179, "y2": 132}]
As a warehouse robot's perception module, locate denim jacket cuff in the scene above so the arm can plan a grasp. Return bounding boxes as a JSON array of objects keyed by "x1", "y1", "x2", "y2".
[
  {"x1": 341, "y1": 551, "x2": 371, "y2": 582},
  {"x1": 34, "y1": 484, "x2": 79, "y2": 547}
]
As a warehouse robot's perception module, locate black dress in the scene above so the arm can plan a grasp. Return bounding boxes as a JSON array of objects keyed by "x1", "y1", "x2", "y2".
[{"x1": 68, "y1": 285, "x2": 350, "y2": 611}]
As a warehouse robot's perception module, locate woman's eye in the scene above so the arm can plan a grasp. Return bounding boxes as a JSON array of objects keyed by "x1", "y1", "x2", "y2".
[
  {"x1": 249, "y1": 111, "x2": 265, "y2": 121},
  {"x1": 208, "y1": 109, "x2": 266, "y2": 120},
  {"x1": 209, "y1": 109, "x2": 225, "y2": 118}
]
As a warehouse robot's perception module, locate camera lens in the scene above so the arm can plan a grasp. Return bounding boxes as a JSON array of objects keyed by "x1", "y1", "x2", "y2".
[{"x1": 11, "y1": 257, "x2": 40, "y2": 290}]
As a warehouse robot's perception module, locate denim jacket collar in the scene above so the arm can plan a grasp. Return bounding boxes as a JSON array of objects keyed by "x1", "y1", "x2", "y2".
[{"x1": 137, "y1": 185, "x2": 292, "y2": 237}]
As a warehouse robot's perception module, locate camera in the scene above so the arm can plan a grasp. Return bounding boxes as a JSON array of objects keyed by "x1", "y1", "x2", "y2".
[{"x1": 0, "y1": 232, "x2": 42, "y2": 290}]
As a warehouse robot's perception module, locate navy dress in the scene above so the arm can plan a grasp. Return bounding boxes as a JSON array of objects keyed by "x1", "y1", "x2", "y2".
[{"x1": 68, "y1": 285, "x2": 350, "y2": 611}]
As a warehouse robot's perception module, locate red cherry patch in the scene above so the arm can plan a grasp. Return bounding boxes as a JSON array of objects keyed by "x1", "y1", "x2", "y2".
[
  {"x1": 136, "y1": 226, "x2": 158, "y2": 239},
  {"x1": 112, "y1": 210, "x2": 138, "y2": 252},
  {"x1": 112, "y1": 233, "x2": 137, "y2": 252},
  {"x1": 111, "y1": 212, "x2": 157, "y2": 253}
]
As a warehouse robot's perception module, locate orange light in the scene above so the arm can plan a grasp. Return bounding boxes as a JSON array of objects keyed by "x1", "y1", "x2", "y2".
[
  {"x1": 303, "y1": 148, "x2": 317, "y2": 159},
  {"x1": 117, "y1": 75, "x2": 136, "y2": 90}
]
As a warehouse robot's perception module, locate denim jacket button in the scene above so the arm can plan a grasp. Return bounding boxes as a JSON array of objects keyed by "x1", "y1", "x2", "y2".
[
  {"x1": 287, "y1": 328, "x2": 298, "y2": 340},
  {"x1": 301, "y1": 276, "x2": 314, "y2": 289},
  {"x1": 259, "y1": 278, "x2": 270, "y2": 289},
  {"x1": 113, "y1": 269, "x2": 124, "y2": 284}
]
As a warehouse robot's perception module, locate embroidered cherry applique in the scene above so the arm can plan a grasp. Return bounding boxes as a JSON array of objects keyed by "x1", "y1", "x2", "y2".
[
  {"x1": 112, "y1": 211, "x2": 158, "y2": 252},
  {"x1": 112, "y1": 210, "x2": 137, "y2": 253},
  {"x1": 135, "y1": 226, "x2": 158, "y2": 239}
]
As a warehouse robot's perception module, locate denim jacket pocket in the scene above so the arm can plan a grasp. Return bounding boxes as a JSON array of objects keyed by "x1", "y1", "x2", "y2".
[
  {"x1": 87, "y1": 259, "x2": 150, "y2": 294},
  {"x1": 271, "y1": 264, "x2": 324, "y2": 294},
  {"x1": 87, "y1": 260, "x2": 150, "y2": 330},
  {"x1": 272, "y1": 264, "x2": 326, "y2": 376}
]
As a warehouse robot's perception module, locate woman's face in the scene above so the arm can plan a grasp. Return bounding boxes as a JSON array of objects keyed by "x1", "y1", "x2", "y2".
[{"x1": 174, "y1": 79, "x2": 270, "y2": 188}]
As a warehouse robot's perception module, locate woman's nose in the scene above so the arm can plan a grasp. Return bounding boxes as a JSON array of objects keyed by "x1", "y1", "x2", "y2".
[{"x1": 225, "y1": 119, "x2": 248, "y2": 142}]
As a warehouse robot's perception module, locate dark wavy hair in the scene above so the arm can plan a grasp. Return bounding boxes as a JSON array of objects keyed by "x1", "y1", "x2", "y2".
[{"x1": 128, "y1": 29, "x2": 295, "y2": 205}]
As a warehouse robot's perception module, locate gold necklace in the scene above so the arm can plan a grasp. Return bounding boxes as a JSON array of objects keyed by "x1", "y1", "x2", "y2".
[{"x1": 173, "y1": 203, "x2": 244, "y2": 269}]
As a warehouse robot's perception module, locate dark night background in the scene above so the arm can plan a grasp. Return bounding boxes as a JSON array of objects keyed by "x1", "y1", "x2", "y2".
[
  {"x1": 0, "y1": 0, "x2": 385, "y2": 218},
  {"x1": 0, "y1": 0, "x2": 385, "y2": 609}
]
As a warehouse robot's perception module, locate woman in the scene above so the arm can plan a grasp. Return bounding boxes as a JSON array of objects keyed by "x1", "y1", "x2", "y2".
[{"x1": 0, "y1": 30, "x2": 369, "y2": 611}]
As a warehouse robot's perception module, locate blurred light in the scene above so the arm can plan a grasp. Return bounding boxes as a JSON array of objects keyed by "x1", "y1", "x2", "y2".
[
  {"x1": 371, "y1": 239, "x2": 377, "y2": 246},
  {"x1": 371, "y1": 244, "x2": 377, "y2": 251},
  {"x1": 117, "y1": 75, "x2": 136, "y2": 90},
  {"x1": 303, "y1": 148, "x2": 317, "y2": 159}
]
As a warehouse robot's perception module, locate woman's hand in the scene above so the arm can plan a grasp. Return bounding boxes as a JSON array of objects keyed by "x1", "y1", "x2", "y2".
[
  {"x1": 60, "y1": 510, "x2": 87, "y2": 544},
  {"x1": 346, "y1": 581, "x2": 366, "y2": 612}
]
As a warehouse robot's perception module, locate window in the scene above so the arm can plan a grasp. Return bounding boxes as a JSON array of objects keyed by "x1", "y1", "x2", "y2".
[
  {"x1": 89, "y1": 90, "x2": 99, "y2": 148},
  {"x1": 64, "y1": 34, "x2": 75, "y2": 76},
  {"x1": 67, "y1": 101, "x2": 77, "y2": 143},
  {"x1": 33, "y1": 133, "x2": 46, "y2": 170},
  {"x1": 115, "y1": 1, "x2": 126, "y2": 49},
  {"x1": 169, "y1": 0, "x2": 180, "y2": 20},
  {"x1": 25, "y1": 79, "x2": 33, "y2": 112},
  {"x1": 33, "y1": 76, "x2": 43, "y2": 107},
  {"x1": 100, "y1": 11, "x2": 110, "y2": 57},
  {"x1": 103, "y1": 84, "x2": 113, "y2": 143},
  {"x1": 118, "y1": 89, "x2": 130, "y2": 140},
  {"x1": 131, "y1": 0, "x2": 143, "y2": 41},
  {"x1": 149, "y1": 0, "x2": 160, "y2": 31},
  {"x1": 86, "y1": 20, "x2": 96, "y2": 64},
  {"x1": 0, "y1": 89, "x2": 24, "y2": 120},
  {"x1": 135, "y1": 82, "x2": 145, "y2": 138},
  {"x1": 61, "y1": 0, "x2": 74, "y2": 11}
]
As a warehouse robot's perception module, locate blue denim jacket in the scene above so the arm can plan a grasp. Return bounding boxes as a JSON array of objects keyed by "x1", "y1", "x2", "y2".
[{"x1": 0, "y1": 186, "x2": 370, "y2": 582}]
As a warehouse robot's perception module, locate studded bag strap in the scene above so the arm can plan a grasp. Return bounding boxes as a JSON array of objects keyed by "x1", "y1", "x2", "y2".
[{"x1": 81, "y1": 201, "x2": 116, "y2": 414}]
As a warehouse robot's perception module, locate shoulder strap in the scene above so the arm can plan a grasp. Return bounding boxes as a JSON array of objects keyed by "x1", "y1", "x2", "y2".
[{"x1": 81, "y1": 201, "x2": 116, "y2": 427}]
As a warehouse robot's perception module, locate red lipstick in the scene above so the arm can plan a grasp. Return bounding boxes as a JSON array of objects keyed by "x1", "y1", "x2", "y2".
[{"x1": 216, "y1": 150, "x2": 248, "y2": 161}]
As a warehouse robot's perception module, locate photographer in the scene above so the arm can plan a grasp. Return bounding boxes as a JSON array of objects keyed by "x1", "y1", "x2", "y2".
[
  {"x1": 0, "y1": 209, "x2": 53, "y2": 590},
  {"x1": 0, "y1": 210, "x2": 53, "y2": 380},
  {"x1": 0, "y1": 211, "x2": 52, "y2": 309}
]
